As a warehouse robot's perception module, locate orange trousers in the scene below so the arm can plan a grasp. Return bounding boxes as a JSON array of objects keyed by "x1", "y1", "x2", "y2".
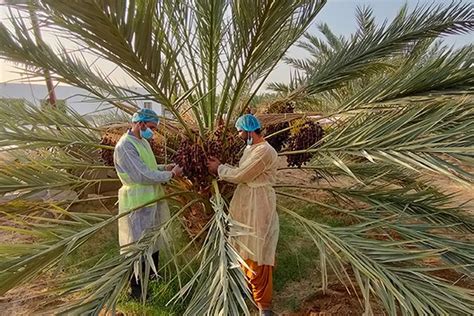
[{"x1": 242, "y1": 259, "x2": 273, "y2": 310}]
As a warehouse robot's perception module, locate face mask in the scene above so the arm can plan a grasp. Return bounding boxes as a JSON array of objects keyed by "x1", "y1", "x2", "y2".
[
  {"x1": 246, "y1": 133, "x2": 253, "y2": 146},
  {"x1": 140, "y1": 127, "x2": 153, "y2": 140}
]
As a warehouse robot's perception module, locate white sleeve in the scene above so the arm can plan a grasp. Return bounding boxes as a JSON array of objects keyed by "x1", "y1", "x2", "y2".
[{"x1": 217, "y1": 147, "x2": 269, "y2": 184}]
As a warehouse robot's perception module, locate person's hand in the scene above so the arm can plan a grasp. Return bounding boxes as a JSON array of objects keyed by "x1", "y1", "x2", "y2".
[
  {"x1": 165, "y1": 163, "x2": 176, "y2": 171},
  {"x1": 171, "y1": 164, "x2": 183, "y2": 178},
  {"x1": 207, "y1": 157, "x2": 221, "y2": 175}
]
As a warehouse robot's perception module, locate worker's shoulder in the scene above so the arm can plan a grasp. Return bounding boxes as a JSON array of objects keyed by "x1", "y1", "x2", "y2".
[
  {"x1": 256, "y1": 141, "x2": 278, "y2": 158},
  {"x1": 115, "y1": 134, "x2": 134, "y2": 150}
]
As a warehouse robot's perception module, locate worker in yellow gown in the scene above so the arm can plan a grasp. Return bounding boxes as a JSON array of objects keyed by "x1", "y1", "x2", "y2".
[
  {"x1": 207, "y1": 114, "x2": 279, "y2": 316},
  {"x1": 114, "y1": 108, "x2": 183, "y2": 299}
]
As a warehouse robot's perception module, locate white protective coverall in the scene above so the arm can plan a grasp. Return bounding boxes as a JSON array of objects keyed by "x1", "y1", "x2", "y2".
[
  {"x1": 218, "y1": 141, "x2": 279, "y2": 266},
  {"x1": 114, "y1": 132, "x2": 172, "y2": 253}
]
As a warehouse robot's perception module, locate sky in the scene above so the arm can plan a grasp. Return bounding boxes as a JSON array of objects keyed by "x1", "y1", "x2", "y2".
[{"x1": 0, "y1": 0, "x2": 472, "y2": 110}]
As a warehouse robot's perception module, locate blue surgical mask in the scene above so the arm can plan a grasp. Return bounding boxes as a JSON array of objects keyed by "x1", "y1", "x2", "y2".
[
  {"x1": 140, "y1": 127, "x2": 153, "y2": 140},
  {"x1": 246, "y1": 135, "x2": 253, "y2": 146}
]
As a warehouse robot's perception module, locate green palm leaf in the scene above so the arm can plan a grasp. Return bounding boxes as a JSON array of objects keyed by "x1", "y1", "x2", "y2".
[
  {"x1": 280, "y1": 205, "x2": 474, "y2": 315},
  {"x1": 295, "y1": 2, "x2": 473, "y2": 97},
  {"x1": 281, "y1": 100, "x2": 474, "y2": 184},
  {"x1": 0, "y1": 1, "x2": 473, "y2": 315}
]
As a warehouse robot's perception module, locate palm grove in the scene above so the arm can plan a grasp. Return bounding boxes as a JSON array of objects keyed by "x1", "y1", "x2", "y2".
[{"x1": 0, "y1": 0, "x2": 473, "y2": 315}]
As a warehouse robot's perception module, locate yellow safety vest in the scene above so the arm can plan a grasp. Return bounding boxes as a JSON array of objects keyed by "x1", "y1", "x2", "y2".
[
  {"x1": 117, "y1": 134, "x2": 165, "y2": 213},
  {"x1": 116, "y1": 134, "x2": 169, "y2": 253}
]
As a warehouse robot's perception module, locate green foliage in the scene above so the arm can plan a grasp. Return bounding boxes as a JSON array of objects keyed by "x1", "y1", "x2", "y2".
[
  {"x1": 40, "y1": 99, "x2": 68, "y2": 113},
  {"x1": 271, "y1": 3, "x2": 474, "y2": 113},
  {"x1": 118, "y1": 280, "x2": 188, "y2": 316},
  {"x1": 0, "y1": 1, "x2": 473, "y2": 315}
]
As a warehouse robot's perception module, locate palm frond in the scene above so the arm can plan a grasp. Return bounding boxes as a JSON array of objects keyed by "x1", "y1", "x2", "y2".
[
  {"x1": 276, "y1": 187, "x2": 474, "y2": 275},
  {"x1": 354, "y1": 6, "x2": 376, "y2": 38},
  {"x1": 279, "y1": 152, "x2": 422, "y2": 186},
  {"x1": 391, "y1": 223, "x2": 474, "y2": 274},
  {"x1": 217, "y1": 0, "x2": 326, "y2": 125},
  {"x1": 280, "y1": 205, "x2": 474, "y2": 315},
  {"x1": 281, "y1": 99, "x2": 474, "y2": 184},
  {"x1": 340, "y1": 44, "x2": 473, "y2": 109},
  {"x1": 0, "y1": 2, "x2": 472, "y2": 315},
  {"x1": 0, "y1": 19, "x2": 139, "y2": 114},
  {"x1": 2, "y1": 0, "x2": 327, "y2": 133},
  {"x1": 0, "y1": 207, "x2": 112, "y2": 295},
  {"x1": 271, "y1": 2, "x2": 474, "y2": 99},
  {"x1": 277, "y1": 184, "x2": 474, "y2": 232},
  {"x1": 0, "y1": 190, "x2": 195, "y2": 304},
  {"x1": 0, "y1": 158, "x2": 87, "y2": 196},
  {"x1": 0, "y1": 100, "x2": 103, "y2": 153},
  {"x1": 0, "y1": 150, "x2": 119, "y2": 200},
  {"x1": 317, "y1": 23, "x2": 345, "y2": 51},
  {"x1": 47, "y1": 195, "x2": 203, "y2": 314},
  {"x1": 303, "y1": 1, "x2": 474, "y2": 94},
  {"x1": 171, "y1": 180, "x2": 252, "y2": 315}
]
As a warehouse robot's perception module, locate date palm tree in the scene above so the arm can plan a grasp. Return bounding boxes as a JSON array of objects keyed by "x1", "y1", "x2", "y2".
[{"x1": 0, "y1": 1, "x2": 473, "y2": 315}]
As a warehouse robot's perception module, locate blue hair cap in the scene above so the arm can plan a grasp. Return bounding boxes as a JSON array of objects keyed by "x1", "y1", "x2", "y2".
[
  {"x1": 235, "y1": 114, "x2": 261, "y2": 132},
  {"x1": 131, "y1": 108, "x2": 159, "y2": 123}
]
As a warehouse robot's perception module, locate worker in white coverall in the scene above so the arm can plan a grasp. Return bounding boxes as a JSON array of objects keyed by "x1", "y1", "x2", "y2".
[
  {"x1": 113, "y1": 108, "x2": 183, "y2": 299},
  {"x1": 207, "y1": 114, "x2": 279, "y2": 316}
]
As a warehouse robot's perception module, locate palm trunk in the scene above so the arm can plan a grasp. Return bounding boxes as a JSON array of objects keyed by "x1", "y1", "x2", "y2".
[{"x1": 28, "y1": 0, "x2": 56, "y2": 108}]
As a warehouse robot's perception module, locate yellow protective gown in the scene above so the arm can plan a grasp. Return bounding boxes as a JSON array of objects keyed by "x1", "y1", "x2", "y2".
[
  {"x1": 218, "y1": 141, "x2": 279, "y2": 266},
  {"x1": 114, "y1": 132, "x2": 172, "y2": 254}
]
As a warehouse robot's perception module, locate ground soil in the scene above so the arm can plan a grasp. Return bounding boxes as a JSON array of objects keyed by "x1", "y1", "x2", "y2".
[{"x1": 279, "y1": 283, "x2": 385, "y2": 316}]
